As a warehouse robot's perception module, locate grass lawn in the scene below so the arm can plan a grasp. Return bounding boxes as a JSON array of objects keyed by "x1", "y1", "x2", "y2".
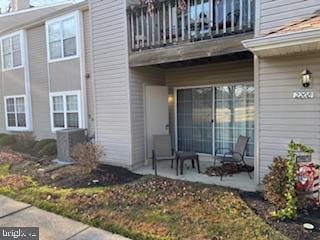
[{"x1": 0, "y1": 163, "x2": 288, "y2": 240}]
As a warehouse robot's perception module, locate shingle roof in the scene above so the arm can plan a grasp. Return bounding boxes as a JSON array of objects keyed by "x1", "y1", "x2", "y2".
[{"x1": 268, "y1": 11, "x2": 320, "y2": 36}]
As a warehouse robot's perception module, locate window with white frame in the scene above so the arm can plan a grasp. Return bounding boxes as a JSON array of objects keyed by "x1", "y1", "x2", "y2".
[
  {"x1": 50, "y1": 91, "x2": 81, "y2": 130},
  {"x1": 5, "y1": 96, "x2": 27, "y2": 129},
  {"x1": 1, "y1": 32, "x2": 23, "y2": 70},
  {"x1": 46, "y1": 13, "x2": 78, "y2": 61}
]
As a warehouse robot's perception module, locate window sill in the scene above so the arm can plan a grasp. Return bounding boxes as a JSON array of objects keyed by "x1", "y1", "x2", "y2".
[
  {"x1": 48, "y1": 55, "x2": 79, "y2": 64},
  {"x1": 6, "y1": 127, "x2": 30, "y2": 132},
  {"x1": 1, "y1": 65, "x2": 24, "y2": 72}
]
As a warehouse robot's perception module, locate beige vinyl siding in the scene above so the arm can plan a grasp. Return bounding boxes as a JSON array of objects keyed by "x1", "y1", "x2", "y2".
[
  {"x1": 165, "y1": 60, "x2": 253, "y2": 87},
  {"x1": 83, "y1": 9, "x2": 95, "y2": 136},
  {"x1": 1, "y1": 68, "x2": 25, "y2": 96},
  {"x1": 90, "y1": 0, "x2": 133, "y2": 167},
  {"x1": 49, "y1": 58, "x2": 81, "y2": 92},
  {"x1": 0, "y1": 53, "x2": 5, "y2": 132},
  {"x1": 259, "y1": 0, "x2": 320, "y2": 34},
  {"x1": 258, "y1": 53, "x2": 320, "y2": 183},
  {"x1": 27, "y1": 25, "x2": 54, "y2": 139},
  {"x1": 166, "y1": 59, "x2": 254, "y2": 159},
  {"x1": 129, "y1": 67, "x2": 166, "y2": 167}
]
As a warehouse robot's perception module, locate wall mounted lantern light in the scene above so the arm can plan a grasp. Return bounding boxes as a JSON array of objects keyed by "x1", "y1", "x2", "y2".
[{"x1": 301, "y1": 69, "x2": 312, "y2": 88}]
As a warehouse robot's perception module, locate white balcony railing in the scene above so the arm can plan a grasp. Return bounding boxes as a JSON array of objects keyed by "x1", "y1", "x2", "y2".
[{"x1": 128, "y1": 0, "x2": 255, "y2": 51}]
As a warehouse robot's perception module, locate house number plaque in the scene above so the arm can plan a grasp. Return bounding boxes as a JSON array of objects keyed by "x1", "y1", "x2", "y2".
[{"x1": 293, "y1": 91, "x2": 314, "y2": 99}]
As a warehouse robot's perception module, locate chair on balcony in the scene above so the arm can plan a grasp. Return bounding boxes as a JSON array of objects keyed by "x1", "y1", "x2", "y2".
[
  {"x1": 152, "y1": 135, "x2": 177, "y2": 176},
  {"x1": 214, "y1": 135, "x2": 252, "y2": 179}
]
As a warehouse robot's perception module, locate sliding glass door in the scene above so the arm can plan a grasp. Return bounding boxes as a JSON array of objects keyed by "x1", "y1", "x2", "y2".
[
  {"x1": 177, "y1": 87, "x2": 213, "y2": 154},
  {"x1": 215, "y1": 85, "x2": 254, "y2": 157},
  {"x1": 176, "y1": 84, "x2": 254, "y2": 157}
]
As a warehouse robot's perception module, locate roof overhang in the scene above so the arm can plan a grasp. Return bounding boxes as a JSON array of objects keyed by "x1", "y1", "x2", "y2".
[
  {"x1": 242, "y1": 29, "x2": 320, "y2": 57},
  {"x1": 0, "y1": 1, "x2": 88, "y2": 36}
]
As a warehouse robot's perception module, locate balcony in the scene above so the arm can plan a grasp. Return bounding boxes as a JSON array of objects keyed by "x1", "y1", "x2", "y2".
[{"x1": 127, "y1": 0, "x2": 255, "y2": 67}]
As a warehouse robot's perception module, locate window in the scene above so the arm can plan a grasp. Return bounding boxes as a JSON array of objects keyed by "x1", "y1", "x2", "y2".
[
  {"x1": 46, "y1": 13, "x2": 78, "y2": 61},
  {"x1": 50, "y1": 91, "x2": 82, "y2": 131},
  {"x1": 4, "y1": 95, "x2": 27, "y2": 130},
  {"x1": 1, "y1": 32, "x2": 23, "y2": 70}
]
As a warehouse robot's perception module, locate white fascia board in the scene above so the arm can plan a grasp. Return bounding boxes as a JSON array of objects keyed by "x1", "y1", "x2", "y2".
[{"x1": 242, "y1": 29, "x2": 320, "y2": 52}]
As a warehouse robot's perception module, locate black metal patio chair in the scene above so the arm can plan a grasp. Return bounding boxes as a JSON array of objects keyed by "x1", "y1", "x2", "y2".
[{"x1": 214, "y1": 135, "x2": 252, "y2": 180}]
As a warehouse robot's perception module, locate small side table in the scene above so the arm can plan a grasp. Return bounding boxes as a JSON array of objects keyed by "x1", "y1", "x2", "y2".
[{"x1": 177, "y1": 152, "x2": 200, "y2": 175}]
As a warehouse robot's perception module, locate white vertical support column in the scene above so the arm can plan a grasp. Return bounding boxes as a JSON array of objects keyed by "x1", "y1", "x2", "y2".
[
  {"x1": 135, "y1": 13, "x2": 139, "y2": 48},
  {"x1": 175, "y1": 0, "x2": 178, "y2": 42},
  {"x1": 215, "y1": 0, "x2": 219, "y2": 35},
  {"x1": 181, "y1": 9, "x2": 185, "y2": 40},
  {"x1": 146, "y1": 13, "x2": 150, "y2": 47},
  {"x1": 239, "y1": 0, "x2": 243, "y2": 30},
  {"x1": 187, "y1": 0, "x2": 191, "y2": 39},
  {"x1": 157, "y1": 10, "x2": 161, "y2": 45},
  {"x1": 169, "y1": 1, "x2": 173, "y2": 43},
  {"x1": 130, "y1": 12, "x2": 135, "y2": 50},
  {"x1": 231, "y1": 0, "x2": 235, "y2": 32},
  {"x1": 194, "y1": 0, "x2": 198, "y2": 38},
  {"x1": 141, "y1": 8, "x2": 145, "y2": 48},
  {"x1": 151, "y1": 14, "x2": 155, "y2": 46},
  {"x1": 248, "y1": 0, "x2": 251, "y2": 29},
  {"x1": 223, "y1": 0, "x2": 226, "y2": 33},
  {"x1": 163, "y1": 2, "x2": 167, "y2": 44},
  {"x1": 209, "y1": 0, "x2": 213, "y2": 36},
  {"x1": 201, "y1": 0, "x2": 204, "y2": 38}
]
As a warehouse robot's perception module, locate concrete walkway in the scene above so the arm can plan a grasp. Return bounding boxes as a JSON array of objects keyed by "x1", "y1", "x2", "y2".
[{"x1": 0, "y1": 195, "x2": 131, "y2": 240}]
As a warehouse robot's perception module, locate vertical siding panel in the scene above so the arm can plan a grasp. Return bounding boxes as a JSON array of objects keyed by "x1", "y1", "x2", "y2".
[
  {"x1": 27, "y1": 25, "x2": 54, "y2": 139},
  {"x1": 0, "y1": 49, "x2": 5, "y2": 133},
  {"x1": 90, "y1": 0, "x2": 132, "y2": 166},
  {"x1": 83, "y1": 9, "x2": 95, "y2": 136}
]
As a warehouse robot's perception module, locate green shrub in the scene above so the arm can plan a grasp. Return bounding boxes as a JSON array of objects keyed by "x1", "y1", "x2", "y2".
[
  {"x1": 11, "y1": 133, "x2": 36, "y2": 153},
  {"x1": 265, "y1": 141, "x2": 314, "y2": 220},
  {"x1": 0, "y1": 134, "x2": 16, "y2": 146},
  {"x1": 38, "y1": 141, "x2": 57, "y2": 157},
  {"x1": 32, "y1": 139, "x2": 56, "y2": 156}
]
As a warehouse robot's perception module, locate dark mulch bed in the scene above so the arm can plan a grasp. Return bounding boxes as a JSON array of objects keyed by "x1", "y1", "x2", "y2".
[
  {"x1": 241, "y1": 191, "x2": 320, "y2": 240},
  {"x1": 10, "y1": 161, "x2": 142, "y2": 188},
  {"x1": 38, "y1": 164, "x2": 142, "y2": 188}
]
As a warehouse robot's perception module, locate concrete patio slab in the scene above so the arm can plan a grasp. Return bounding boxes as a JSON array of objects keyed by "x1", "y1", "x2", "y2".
[
  {"x1": 69, "y1": 227, "x2": 131, "y2": 240},
  {"x1": 133, "y1": 160, "x2": 257, "y2": 192},
  {"x1": 0, "y1": 195, "x2": 31, "y2": 218}
]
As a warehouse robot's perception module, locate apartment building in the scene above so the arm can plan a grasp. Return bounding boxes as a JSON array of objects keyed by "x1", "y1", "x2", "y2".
[
  {"x1": 1, "y1": 0, "x2": 320, "y2": 188},
  {"x1": 0, "y1": 0, "x2": 94, "y2": 140}
]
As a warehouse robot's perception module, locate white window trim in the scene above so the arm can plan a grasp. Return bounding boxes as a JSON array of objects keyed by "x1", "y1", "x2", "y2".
[
  {"x1": 45, "y1": 12, "x2": 81, "y2": 63},
  {"x1": 49, "y1": 90, "x2": 83, "y2": 132},
  {"x1": 0, "y1": 30, "x2": 24, "y2": 72},
  {"x1": 4, "y1": 95, "x2": 29, "y2": 131}
]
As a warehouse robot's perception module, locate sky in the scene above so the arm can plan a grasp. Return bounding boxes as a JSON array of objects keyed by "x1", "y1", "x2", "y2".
[{"x1": 0, "y1": 0, "x2": 83, "y2": 13}]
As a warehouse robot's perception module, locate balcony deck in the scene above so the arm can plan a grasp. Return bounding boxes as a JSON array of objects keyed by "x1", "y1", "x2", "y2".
[{"x1": 127, "y1": 0, "x2": 255, "y2": 66}]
